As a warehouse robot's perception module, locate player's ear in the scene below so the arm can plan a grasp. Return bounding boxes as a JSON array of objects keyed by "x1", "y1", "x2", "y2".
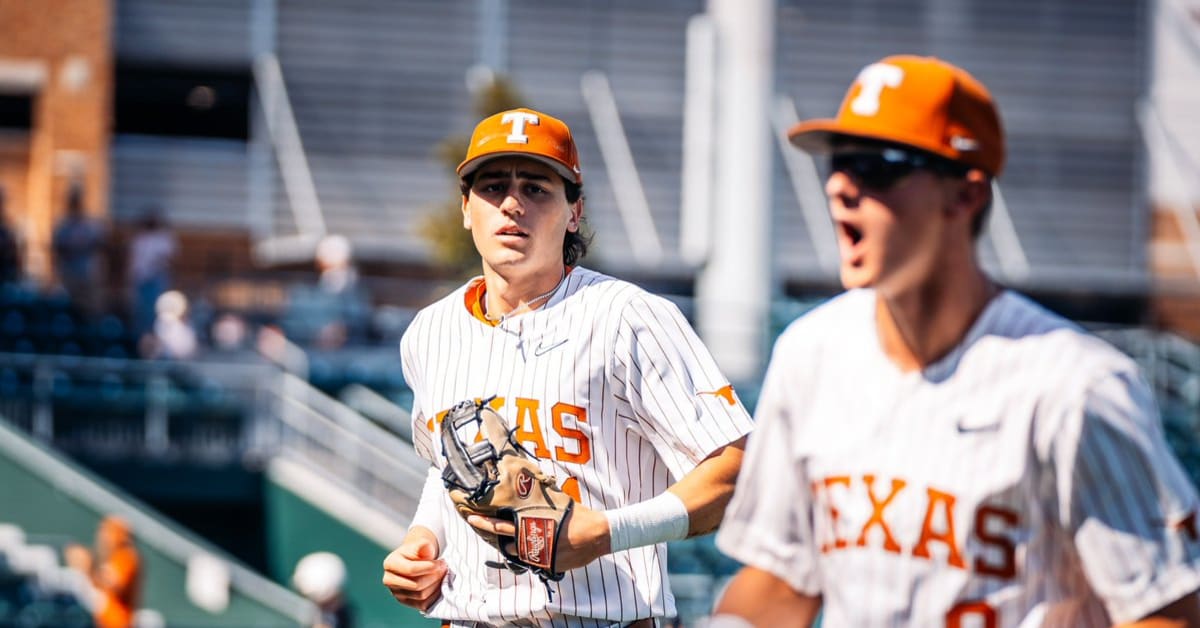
[
  {"x1": 462, "y1": 198, "x2": 472, "y2": 230},
  {"x1": 566, "y1": 201, "x2": 583, "y2": 233},
  {"x1": 947, "y1": 169, "x2": 989, "y2": 228}
]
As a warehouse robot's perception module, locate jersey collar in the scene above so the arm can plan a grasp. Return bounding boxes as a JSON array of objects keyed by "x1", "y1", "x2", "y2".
[{"x1": 462, "y1": 267, "x2": 575, "y2": 326}]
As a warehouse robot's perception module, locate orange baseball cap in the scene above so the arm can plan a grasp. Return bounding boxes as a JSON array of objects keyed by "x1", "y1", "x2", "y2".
[
  {"x1": 457, "y1": 107, "x2": 583, "y2": 184},
  {"x1": 788, "y1": 55, "x2": 1005, "y2": 177}
]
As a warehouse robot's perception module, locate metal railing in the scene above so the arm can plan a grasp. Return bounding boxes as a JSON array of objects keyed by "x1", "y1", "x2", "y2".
[
  {"x1": 268, "y1": 373, "x2": 425, "y2": 521},
  {"x1": 1097, "y1": 327, "x2": 1200, "y2": 418},
  {"x1": 0, "y1": 352, "x2": 423, "y2": 526},
  {"x1": 0, "y1": 354, "x2": 274, "y2": 464}
]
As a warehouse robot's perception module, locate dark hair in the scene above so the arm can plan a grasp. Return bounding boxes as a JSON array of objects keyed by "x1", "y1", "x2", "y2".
[
  {"x1": 459, "y1": 173, "x2": 591, "y2": 265},
  {"x1": 971, "y1": 196, "x2": 993, "y2": 240},
  {"x1": 139, "y1": 206, "x2": 165, "y2": 230},
  {"x1": 66, "y1": 185, "x2": 86, "y2": 215}
]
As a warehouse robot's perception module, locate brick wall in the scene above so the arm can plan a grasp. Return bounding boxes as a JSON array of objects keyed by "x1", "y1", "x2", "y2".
[{"x1": 0, "y1": 0, "x2": 112, "y2": 283}]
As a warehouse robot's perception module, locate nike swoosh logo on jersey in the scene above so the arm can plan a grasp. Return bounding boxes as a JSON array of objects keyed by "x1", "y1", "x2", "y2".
[
  {"x1": 955, "y1": 417, "x2": 1001, "y2": 433},
  {"x1": 533, "y1": 338, "x2": 569, "y2": 356}
]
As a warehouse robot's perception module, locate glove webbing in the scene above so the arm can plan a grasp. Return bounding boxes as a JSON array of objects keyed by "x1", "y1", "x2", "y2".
[{"x1": 439, "y1": 397, "x2": 565, "y2": 599}]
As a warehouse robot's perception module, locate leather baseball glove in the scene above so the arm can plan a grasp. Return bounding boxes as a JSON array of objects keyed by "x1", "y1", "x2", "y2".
[{"x1": 440, "y1": 398, "x2": 574, "y2": 585}]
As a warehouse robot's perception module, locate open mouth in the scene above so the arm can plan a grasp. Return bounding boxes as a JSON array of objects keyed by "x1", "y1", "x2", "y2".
[{"x1": 840, "y1": 222, "x2": 863, "y2": 246}]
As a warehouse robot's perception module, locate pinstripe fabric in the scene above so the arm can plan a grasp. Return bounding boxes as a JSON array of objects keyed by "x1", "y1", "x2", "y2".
[
  {"x1": 402, "y1": 266, "x2": 754, "y2": 627},
  {"x1": 718, "y1": 289, "x2": 1200, "y2": 627}
]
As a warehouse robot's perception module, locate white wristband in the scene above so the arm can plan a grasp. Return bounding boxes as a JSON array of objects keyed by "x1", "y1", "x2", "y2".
[{"x1": 603, "y1": 491, "x2": 689, "y2": 553}]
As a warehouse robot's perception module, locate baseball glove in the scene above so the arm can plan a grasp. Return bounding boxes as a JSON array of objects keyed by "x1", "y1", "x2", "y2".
[{"x1": 440, "y1": 398, "x2": 574, "y2": 585}]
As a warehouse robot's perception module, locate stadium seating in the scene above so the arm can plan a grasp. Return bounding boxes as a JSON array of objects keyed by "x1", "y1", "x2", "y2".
[
  {"x1": 0, "y1": 522, "x2": 97, "y2": 628},
  {"x1": 0, "y1": 287, "x2": 138, "y2": 360},
  {"x1": 113, "y1": 0, "x2": 1149, "y2": 294}
]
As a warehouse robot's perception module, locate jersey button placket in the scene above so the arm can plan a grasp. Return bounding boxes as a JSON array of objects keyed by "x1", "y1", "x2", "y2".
[{"x1": 482, "y1": 574, "x2": 502, "y2": 625}]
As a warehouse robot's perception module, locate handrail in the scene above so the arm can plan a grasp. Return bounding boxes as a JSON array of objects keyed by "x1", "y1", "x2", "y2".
[
  {"x1": 771, "y1": 96, "x2": 840, "y2": 275},
  {"x1": 277, "y1": 373, "x2": 424, "y2": 474},
  {"x1": 339, "y1": 383, "x2": 413, "y2": 442},
  {"x1": 252, "y1": 54, "x2": 327, "y2": 241},
  {"x1": 1097, "y1": 327, "x2": 1200, "y2": 410},
  {"x1": 0, "y1": 351, "x2": 427, "y2": 530},
  {"x1": 269, "y1": 373, "x2": 426, "y2": 526},
  {"x1": 581, "y1": 71, "x2": 664, "y2": 268}
]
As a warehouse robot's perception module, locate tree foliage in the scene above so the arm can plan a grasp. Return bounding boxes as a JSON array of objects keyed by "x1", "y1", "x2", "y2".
[{"x1": 419, "y1": 76, "x2": 527, "y2": 278}]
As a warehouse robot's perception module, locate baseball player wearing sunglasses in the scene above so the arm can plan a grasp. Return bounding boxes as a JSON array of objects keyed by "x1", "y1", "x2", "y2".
[{"x1": 712, "y1": 55, "x2": 1200, "y2": 627}]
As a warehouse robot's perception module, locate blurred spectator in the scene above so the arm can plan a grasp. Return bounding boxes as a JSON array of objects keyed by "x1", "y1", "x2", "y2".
[
  {"x1": 185, "y1": 553, "x2": 231, "y2": 614},
  {"x1": 316, "y1": 233, "x2": 357, "y2": 296},
  {"x1": 284, "y1": 234, "x2": 371, "y2": 349},
  {"x1": 211, "y1": 312, "x2": 250, "y2": 352},
  {"x1": 126, "y1": 207, "x2": 177, "y2": 341},
  {"x1": 292, "y1": 551, "x2": 355, "y2": 628},
  {"x1": 52, "y1": 185, "x2": 106, "y2": 317},
  {"x1": 63, "y1": 515, "x2": 143, "y2": 628},
  {"x1": 0, "y1": 186, "x2": 21, "y2": 284},
  {"x1": 140, "y1": 290, "x2": 197, "y2": 360}
]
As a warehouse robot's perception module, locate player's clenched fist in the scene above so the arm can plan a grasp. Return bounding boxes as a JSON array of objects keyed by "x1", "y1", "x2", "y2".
[{"x1": 382, "y1": 527, "x2": 446, "y2": 612}]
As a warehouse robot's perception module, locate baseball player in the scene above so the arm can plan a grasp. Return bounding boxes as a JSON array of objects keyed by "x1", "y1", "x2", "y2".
[
  {"x1": 711, "y1": 55, "x2": 1200, "y2": 627},
  {"x1": 382, "y1": 107, "x2": 754, "y2": 627}
]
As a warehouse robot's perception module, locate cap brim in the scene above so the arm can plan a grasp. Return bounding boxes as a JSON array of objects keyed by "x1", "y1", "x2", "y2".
[
  {"x1": 457, "y1": 152, "x2": 579, "y2": 184},
  {"x1": 788, "y1": 119, "x2": 944, "y2": 155},
  {"x1": 788, "y1": 118, "x2": 967, "y2": 165},
  {"x1": 786, "y1": 119, "x2": 842, "y2": 154}
]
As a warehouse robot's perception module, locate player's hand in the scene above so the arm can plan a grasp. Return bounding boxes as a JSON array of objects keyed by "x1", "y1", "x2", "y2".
[
  {"x1": 382, "y1": 528, "x2": 446, "y2": 612},
  {"x1": 63, "y1": 544, "x2": 93, "y2": 574},
  {"x1": 464, "y1": 502, "x2": 610, "y2": 572}
]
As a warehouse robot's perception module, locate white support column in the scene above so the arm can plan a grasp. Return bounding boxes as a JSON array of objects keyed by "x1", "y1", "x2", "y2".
[
  {"x1": 249, "y1": 0, "x2": 277, "y2": 239},
  {"x1": 695, "y1": 0, "x2": 776, "y2": 385},
  {"x1": 680, "y1": 14, "x2": 716, "y2": 266},
  {"x1": 477, "y1": 0, "x2": 509, "y2": 72}
]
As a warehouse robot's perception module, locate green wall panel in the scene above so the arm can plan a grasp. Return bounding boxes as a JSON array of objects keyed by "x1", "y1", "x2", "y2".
[
  {"x1": 263, "y1": 477, "x2": 433, "y2": 628},
  {"x1": 0, "y1": 431, "x2": 308, "y2": 627}
]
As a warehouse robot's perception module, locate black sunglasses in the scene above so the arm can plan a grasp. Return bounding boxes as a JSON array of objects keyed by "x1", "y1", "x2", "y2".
[{"x1": 830, "y1": 147, "x2": 969, "y2": 191}]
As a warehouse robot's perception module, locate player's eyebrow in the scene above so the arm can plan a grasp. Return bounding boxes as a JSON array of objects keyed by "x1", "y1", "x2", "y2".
[{"x1": 477, "y1": 169, "x2": 554, "y2": 183}]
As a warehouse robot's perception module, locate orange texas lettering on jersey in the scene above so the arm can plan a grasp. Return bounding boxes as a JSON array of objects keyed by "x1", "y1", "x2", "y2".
[
  {"x1": 428, "y1": 396, "x2": 592, "y2": 466},
  {"x1": 812, "y1": 473, "x2": 1019, "y2": 580}
]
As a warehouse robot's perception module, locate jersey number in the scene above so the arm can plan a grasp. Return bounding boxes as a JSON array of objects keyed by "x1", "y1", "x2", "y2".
[{"x1": 946, "y1": 601, "x2": 997, "y2": 628}]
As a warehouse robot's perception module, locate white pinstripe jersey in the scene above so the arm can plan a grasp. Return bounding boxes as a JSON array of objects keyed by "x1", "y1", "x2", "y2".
[
  {"x1": 718, "y1": 289, "x2": 1200, "y2": 627},
  {"x1": 402, "y1": 266, "x2": 754, "y2": 627}
]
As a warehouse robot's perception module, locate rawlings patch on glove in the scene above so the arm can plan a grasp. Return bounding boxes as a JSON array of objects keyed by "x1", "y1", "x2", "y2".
[{"x1": 440, "y1": 398, "x2": 574, "y2": 585}]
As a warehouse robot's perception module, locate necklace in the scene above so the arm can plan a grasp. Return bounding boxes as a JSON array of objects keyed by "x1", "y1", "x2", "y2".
[{"x1": 484, "y1": 267, "x2": 567, "y2": 323}]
